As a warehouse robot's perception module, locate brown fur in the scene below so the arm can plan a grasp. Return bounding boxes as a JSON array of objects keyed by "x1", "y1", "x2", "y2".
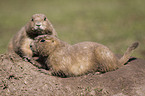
[
  {"x1": 30, "y1": 35, "x2": 139, "y2": 77},
  {"x1": 8, "y1": 14, "x2": 57, "y2": 59}
]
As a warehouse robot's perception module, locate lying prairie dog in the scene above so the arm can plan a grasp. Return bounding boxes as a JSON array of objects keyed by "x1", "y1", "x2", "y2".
[{"x1": 30, "y1": 35, "x2": 139, "y2": 77}]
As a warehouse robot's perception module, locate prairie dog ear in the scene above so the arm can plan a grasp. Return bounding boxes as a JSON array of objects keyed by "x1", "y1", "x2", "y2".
[{"x1": 46, "y1": 38, "x2": 56, "y2": 43}]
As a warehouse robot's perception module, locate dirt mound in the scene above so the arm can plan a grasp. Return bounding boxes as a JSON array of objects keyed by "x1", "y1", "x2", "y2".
[{"x1": 0, "y1": 53, "x2": 145, "y2": 96}]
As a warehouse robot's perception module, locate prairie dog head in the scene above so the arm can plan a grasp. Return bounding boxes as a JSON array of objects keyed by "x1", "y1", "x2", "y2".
[
  {"x1": 30, "y1": 35, "x2": 59, "y2": 56},
  {"x1": 26, "y1": 14, "x2": 57, "y2": 39}
]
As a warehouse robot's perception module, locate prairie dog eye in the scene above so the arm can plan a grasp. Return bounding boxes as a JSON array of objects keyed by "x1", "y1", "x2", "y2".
[
  {"x1": 31, "y1": 18, "x2": 34, "y2": 21},
  {"x1": 44, "y1": 17, "x2": 46, "y2": 21},
  {"x1": 40, "y1": 39, "x2": 45, "y2": 42},
  {"x1": 52, "y1": 40, "x2": 55, "y2": 43}
]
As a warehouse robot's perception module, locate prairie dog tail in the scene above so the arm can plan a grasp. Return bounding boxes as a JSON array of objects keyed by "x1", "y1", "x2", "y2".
[{"x1": 119, "y1": 42, "x2": 139, "y2": 65}]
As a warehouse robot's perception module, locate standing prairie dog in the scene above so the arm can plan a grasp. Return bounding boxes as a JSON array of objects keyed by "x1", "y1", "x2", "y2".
[
  {"x1": 8, "y1": 14, "x2": 57, "y2": 59},
  {"x1": 30, "y1": 35, "x2": 139, "y2": 77}
]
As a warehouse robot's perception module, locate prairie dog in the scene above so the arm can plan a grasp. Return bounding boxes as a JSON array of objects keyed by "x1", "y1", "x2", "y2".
[
  {"x1": 30, "y1": 35, "x2": 139, "y2": 77},
  {"x1": 8, "y1": 14, "x2": 57, "y2": 59}
]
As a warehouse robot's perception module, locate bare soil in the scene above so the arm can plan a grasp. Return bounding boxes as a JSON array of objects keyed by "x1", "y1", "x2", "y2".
[{"x1": 0, "y1": 53, "x2": 145, "y2": 96}]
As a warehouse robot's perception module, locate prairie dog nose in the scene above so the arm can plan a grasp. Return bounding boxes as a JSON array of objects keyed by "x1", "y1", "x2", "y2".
[{"x1": 36, "y1": 22, "x2": 42, "y2": 27}]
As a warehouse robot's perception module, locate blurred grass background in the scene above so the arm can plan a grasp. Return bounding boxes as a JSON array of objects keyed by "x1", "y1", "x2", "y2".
[{"x1": 0, "y1": 0, "x2": 145, "y2": 59}]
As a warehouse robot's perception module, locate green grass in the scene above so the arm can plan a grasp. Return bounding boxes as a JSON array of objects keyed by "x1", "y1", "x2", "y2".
[{"x1": 0, "y1": 0, "x2": 145, "y2": 58}]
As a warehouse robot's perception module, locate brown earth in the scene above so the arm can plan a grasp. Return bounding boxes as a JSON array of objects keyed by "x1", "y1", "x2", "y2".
[{"x1": 0, "y1": 53, "x2": 145, "y2": 96}]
